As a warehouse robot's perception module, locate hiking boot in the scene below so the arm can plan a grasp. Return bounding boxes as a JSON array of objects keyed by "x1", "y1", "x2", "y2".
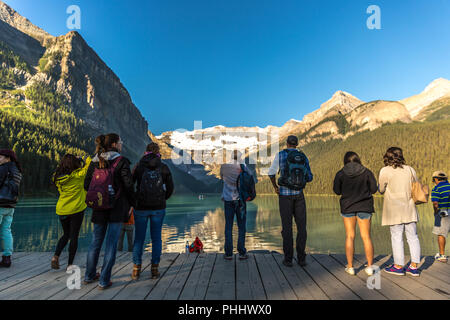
[
  {"x1": 151, "y1": 264, "x2": 160, "y2": 279},
  {"x1": 83, "y1": 272, "x2": 100, "y2": 285},
  {"x1": 297, "y1": 257, "x2": 307, "y2": 267},
  {"x1": 0, "y1": 255, "x2": 11, "y2": 268},
  {"x1": 282, "y1": 259, "x2": 293, "y2": 267},
  {"x1": 131, "y1": 264, "x2": 141, "y2": 280},
  {"x1": 239, "y1": 253, "x2": 249, "y2": 260},
  {"x1": 98, "y1": 281, "x2": 113, "y2": 290},
  {"x1": 51, "y1": 256, "x2": 60, "y2": 270}
]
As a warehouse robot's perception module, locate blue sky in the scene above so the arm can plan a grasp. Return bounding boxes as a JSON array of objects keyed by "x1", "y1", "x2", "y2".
[{"x1": 4, "y1": 0, "x2": 450, "y2": 134}]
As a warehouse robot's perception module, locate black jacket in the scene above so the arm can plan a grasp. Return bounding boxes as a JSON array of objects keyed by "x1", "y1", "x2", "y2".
[
  {"x1": 0, "y1": 162, "x2": 22, "y2": 208},
  {"x1": 84, "y1": 153, "x2": 136, "y2": 224},
  {"x1": 333, "y1": 162, "x2": 378, "y2": 214},
  {"x1": 132, "y1": 153, "x2": 174, "y2": 211}
]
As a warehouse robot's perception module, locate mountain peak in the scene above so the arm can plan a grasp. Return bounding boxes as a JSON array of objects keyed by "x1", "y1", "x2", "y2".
[
  {"x1": 423, "y1": 77, "x2": 450, "y2": 93},
  {"x1": 0, "y1": 0, "x2": 53, "y2": 43},
  {"x1": 401, "y1": 77, "x2": 450, "y2": 117},
  {"x1": 301, "y1": 90, "x2": 363, "y2": 124}
]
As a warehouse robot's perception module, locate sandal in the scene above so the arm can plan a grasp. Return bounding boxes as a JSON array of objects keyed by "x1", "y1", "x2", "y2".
[
  {"x1": 151, "y1": 264, "x2": 160, "y2": 279},
  {"x1": 131, "y1": 264, "x2": 141, "y2": 280},
  {"x1": 51, "y1": 256, "x2": 59, "y2": 270}
]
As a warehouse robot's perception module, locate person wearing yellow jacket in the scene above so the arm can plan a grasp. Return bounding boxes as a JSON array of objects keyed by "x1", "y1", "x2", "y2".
[{"x1": 51, "y1": 154, "x2": 91, "y2": 271}]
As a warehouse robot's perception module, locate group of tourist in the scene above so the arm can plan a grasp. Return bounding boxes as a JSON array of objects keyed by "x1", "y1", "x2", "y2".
[
  {"x1": 222, "y1": 135, "x2": 449, "y2": 278},
  {"x1": 0, "y1": 132, "x2": 448, "y2": 288}
]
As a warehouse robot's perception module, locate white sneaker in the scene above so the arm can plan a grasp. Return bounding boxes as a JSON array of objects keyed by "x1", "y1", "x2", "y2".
[
  {"x1": 345, "y1": 267, "x2": 355, "y2": 275},
  {"x1": 66, "y1": 265, "x2": 76, "y2": 272},
  {"x1": 435, "y1": 253, "x2": 448, "y2": 263},
  {"x1": 364, "y1": 266, "x2": 374, "y2": 276}
]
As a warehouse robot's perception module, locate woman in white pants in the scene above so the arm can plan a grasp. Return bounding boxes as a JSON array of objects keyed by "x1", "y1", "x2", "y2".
[{"x1": 378, "y1": 147, "x2": 421, "y2": 277}]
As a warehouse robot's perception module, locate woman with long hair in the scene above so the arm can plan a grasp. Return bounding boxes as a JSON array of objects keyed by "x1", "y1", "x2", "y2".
[
  {"x1": 0, "y1": 149, "x2": 22, "y2": 268},
  {"x1": 52, "y1": 153, "x2": 91, "y2": 271},
  {"x1": 333, "y1": 151, "x2": 377, "y2": 276},
  {"x1": 83, "y1": 134, "x2": 135, "y2": 289},
  {"x1": 379, "y1": 147, "x2": 421, "y2": 277}
]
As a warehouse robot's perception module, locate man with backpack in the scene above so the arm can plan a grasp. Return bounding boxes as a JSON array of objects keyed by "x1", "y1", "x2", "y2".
[
  {"x1": 131, "y1": 143, "x2": 174, "y2": 280},
  {"x1": 268, "y1": 135, "x2": 313, "y2": 267},
  {"x1": 220, "y1": 150, "x2": 257, "y2": 261}
]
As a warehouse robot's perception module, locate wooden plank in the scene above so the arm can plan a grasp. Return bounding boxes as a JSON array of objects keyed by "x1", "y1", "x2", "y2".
[
  {"x1": 0, "y1": 252, "x2": 55, "y2": 281},
  {"x1": 247, "y1": 253, "x2": 267, "y2": 300},
  {"x1": 313, "y1": 254, "x2": 386, "y2": 300},
  {"x1": 262, "y1": 254, "x2": 296, "y2": 300},
  {"x1": 235, "y1": 253, "x2": 253, "y2": 300},
  {"x1": 179, "y1": 253, "x2": 216, "y2": 300},
  {"x1": 332, "y1": 254, "x2": 417, "y2": 300},
  {"x1": 11, "y1": 252, "x2": 31, "y2": 259},
  {"x1": 0, "y1": 252, "x2": 68, "y2": 299},
  {"x1": 290, "y1": 256, "x2": 330, "y2": 300},
  {"x1": 48, "y1": 251, "x2": 132, "y2": 300},
  {"x1": 301, "y1": 255, "x2": 360, "y2": 300},
  {"x1": 253, "y1": 253, "x2": 283, "y2": 300},
  {"x1": 235, "y1": 253, "x2": 266, "y2": 300},
  {"x1": 113, "y1": 253, "x2": 179, "y2": 300},
  {"x1": 355, "y1": 255, "x2": 447, "y2": 300},
  {"x1": 146, "y1": 253, "x2": 189, "y2": 300},
  {"x1": 419, "y1": 257, "x2": 450, "y2": 285},
  {"x1": 204, "y1": 253, "x2": 235, "y2": 300},
  {"x1": 0, "y1": 252, "x2": 63, "y2": 292},
  {"x1": 16, "y1": 252, "x2": 110, "y2": 300},
  {"x1": 80, "y1": 253, "x2": 136, "y2": 300},
  {"x1": 272, "y1": 253, "x2": 315, "y2": 300},
  {"x1": 163, "y1": 253, "x2": 198, "y2": 300}
]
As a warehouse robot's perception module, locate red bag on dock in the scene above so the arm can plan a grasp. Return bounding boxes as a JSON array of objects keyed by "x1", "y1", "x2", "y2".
[{"x1": 189, "y1": 237, "x2": 204, "y2": 253}]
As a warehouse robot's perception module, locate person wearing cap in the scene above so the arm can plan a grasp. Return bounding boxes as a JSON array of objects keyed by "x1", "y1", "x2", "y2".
[
  {"x1": 0, "y1": 149, "x2": 23, "y2": 268},
  {"x1": 431, "y1": 171, "x2": 450, "y2": 262},
  {"x1": 267, "y1": 135, "x2": 313, "y2": 267}
]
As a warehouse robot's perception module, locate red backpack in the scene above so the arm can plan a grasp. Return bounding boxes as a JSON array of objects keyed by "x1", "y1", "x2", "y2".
[
  {"x1": 85, "y1": 157, "x2": 122, "y2": 211},
  {"x1": 189, "y1": 237, "x2": 204, "y2": 253}
]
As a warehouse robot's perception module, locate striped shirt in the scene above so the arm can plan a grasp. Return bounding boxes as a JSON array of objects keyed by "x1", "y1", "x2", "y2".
[
  {"x1": 431, "y1": 181, "x2": 450, "y2": 210},
  {"x1": 268, "y1": 149, "x2": 313, "y2": 196}
]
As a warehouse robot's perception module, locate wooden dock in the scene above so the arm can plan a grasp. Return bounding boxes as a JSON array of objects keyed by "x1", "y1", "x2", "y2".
[{"x1": 0, "y1": 251, "x2": 448, "y2": 300}]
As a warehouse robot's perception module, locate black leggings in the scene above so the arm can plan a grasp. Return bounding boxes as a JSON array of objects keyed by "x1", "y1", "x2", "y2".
[{"x1": 54, "y1": 211, "x2": 85, "y2": 265}]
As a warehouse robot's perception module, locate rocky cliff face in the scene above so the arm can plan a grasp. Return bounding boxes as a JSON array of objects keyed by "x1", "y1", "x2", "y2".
[{"x1": 0, "y1": 1, "x2": 150, "y2": 161}]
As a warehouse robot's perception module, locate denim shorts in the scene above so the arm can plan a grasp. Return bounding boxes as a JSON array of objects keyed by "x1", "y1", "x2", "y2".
[{"x1": 341, "y1": 212, "x2": 372, "y2": 220}]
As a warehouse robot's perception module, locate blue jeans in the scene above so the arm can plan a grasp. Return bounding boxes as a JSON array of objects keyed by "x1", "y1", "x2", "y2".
[
  {"x1": 85, "y1": 222, "x2": 122, "y2": 286},
  {"x1": 133, "y1": 209, "x2": 165, "y2": 265},
  {"x1": 0, "y1": 208, "x2": 14, "y2": 256},
  {"x1": 224, "y1": 200, "x2": 247, "y2": 256}
]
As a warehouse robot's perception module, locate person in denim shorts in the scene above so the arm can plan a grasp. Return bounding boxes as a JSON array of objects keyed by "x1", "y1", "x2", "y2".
[{"x1": 333, "y1": 152, "x2": 378, "y2": 276}]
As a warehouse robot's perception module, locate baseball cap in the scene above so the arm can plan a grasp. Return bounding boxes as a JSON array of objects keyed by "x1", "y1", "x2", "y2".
[{"x1": 432, "y1": 171, "x2": 448, "y2": 179}]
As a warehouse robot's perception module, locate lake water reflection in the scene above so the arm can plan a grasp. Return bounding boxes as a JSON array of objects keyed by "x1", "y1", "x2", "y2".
[{"x1": 11, "y1": 195, "x2": 447, "y2": 255}]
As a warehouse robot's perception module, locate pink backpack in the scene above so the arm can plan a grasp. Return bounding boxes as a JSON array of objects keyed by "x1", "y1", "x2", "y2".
[{"x1": 85, "y1": 157, "x2": 122, "y2": 211}]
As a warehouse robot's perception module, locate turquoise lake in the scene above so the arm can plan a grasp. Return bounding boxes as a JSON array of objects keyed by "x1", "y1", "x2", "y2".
[{"x1": 10, "y1": 195, "x2": 448, "y2": 256}]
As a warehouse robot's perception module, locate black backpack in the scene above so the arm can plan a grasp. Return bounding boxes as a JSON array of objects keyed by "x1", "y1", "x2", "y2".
[
  {"x1": 236, "y1": 164, "x2": 256, "y2": 202},
  {"x1": 0, "y1": 164, "x2": 22, "y2": 205},
  {"x1": 278, "y1": 149, "x2": 308, "y2": 191},
  {"x1": 138, "y1": 166, "x2": 166, "y2": 207}
]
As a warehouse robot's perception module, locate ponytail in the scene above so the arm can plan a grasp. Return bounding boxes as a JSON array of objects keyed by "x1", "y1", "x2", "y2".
[
  {"x1": 95, "y1": 133, "x2": 120, "y2": 169},
  {"x1": 95, "y1": 135, "x2": 107, "y2": 169}
]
